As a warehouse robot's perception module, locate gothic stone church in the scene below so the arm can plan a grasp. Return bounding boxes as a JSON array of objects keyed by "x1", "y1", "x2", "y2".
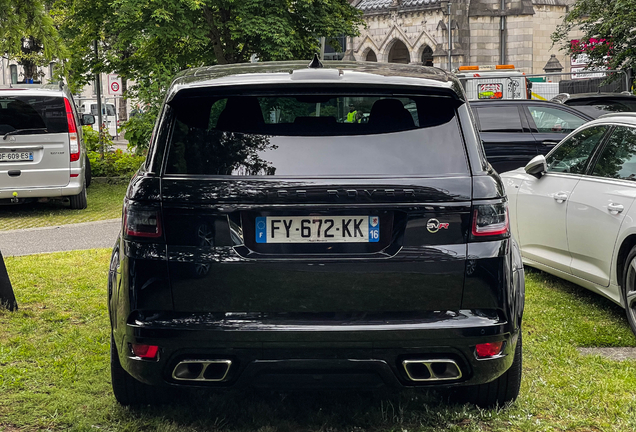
[{"x1": 346, "y1": 0, "x2": 576, "y2": 74}]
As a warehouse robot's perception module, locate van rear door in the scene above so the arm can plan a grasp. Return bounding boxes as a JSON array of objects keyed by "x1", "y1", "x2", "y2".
[{"x1": 0, "y1": 94, "x2": 70, "y2": 189}]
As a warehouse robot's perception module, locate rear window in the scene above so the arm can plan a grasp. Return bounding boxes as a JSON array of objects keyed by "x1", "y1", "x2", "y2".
[
  {"x1": 0, "y1": 95, "x2": 68, "y2": 134},
  {"x1": 164, "y1": 93, "x2": 468, "y2": 177}
]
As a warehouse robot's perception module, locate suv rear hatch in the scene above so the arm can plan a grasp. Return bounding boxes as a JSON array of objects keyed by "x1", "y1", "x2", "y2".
[
  {"x1": 154, "y1": 90, "x2": 473, "y2": 314},
  {"x1": 0, "y1": 93, "x2": 71, "y2": 189}
]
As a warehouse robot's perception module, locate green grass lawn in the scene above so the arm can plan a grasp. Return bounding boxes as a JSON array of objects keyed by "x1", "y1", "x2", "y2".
[
  {"x1": 1, "y1": 253, "x2": 636, "y2": 431},
  {"x1": 0, "y1": 182, "x2": 128, "y2": 231}
]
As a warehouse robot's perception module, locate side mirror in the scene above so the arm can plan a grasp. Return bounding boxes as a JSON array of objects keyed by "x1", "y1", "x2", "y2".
[
  {"x1": 525, "y1": 155, "x2": 547, "y2": 178},
  {"x1": 80, "y1": 114, "x2": 95, "y2": 126}
]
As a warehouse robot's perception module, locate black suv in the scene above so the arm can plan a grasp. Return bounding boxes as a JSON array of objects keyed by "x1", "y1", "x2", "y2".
[
  {"x1": 108, "y1": 60, "x2": 525, "y2": 407},
  {"x1": 471, "y1": 99, "x2": 593, "y2": 173}
]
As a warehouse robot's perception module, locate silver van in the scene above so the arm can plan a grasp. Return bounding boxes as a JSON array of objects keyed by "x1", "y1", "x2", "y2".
[{"x1": 0, "y1": 83, "x2": 94, "y2": 209}]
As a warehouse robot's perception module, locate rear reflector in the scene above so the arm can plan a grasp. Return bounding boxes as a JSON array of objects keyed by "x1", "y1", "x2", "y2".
[
  {"x1": 124, "y1": 205, "x2": 162, "y2": 238},
  {"x1": 475, "y1": 341, "x2": 504, "y2": 358},
  {"x1": 471, "y1": 203, "x2": 509, "y2": 238},
  {"x1": 131, "y1": 344, "x2": 159, "y2": 359}
]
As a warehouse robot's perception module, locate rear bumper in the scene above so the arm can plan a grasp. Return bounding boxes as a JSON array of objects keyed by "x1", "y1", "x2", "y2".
[
  {"x1": 117, "y1": 311, "x2": 519, "y2": 390},
  {"x1": 0, "y1": 176, "x2": 83, "y2": 199}
]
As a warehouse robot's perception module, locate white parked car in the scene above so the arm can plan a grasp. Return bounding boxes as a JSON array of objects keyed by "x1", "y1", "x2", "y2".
[
  {"x1": 501, "y1": 113, "x2": 636, "y2": 334},
  {"x1": 0, "y1": 83, "x2": 94, "y2": 209}
]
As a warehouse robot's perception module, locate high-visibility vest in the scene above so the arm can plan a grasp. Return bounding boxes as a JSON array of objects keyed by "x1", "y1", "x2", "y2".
[{"x1": 346, "y1": 110, "x2": 357, "y2": 123}]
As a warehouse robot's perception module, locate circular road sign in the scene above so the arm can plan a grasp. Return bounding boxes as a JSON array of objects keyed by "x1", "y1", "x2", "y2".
[{"x1": 111, "y1": 82, "x2": 120, "y2": 93}]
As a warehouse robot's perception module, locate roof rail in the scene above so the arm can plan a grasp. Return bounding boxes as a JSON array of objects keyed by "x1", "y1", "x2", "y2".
[{"x1": 598, "y1": 112, "x2": 636, "y2": 119}]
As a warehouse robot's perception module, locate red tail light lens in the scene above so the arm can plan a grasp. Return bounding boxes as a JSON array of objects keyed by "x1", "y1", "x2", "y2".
[
  {"x1": 471, "y1": 203, "x2": 509, "y2": 238},
  {"x1": 64, "y1": 98, "x2": 80, "y2": 162},
  {"x1": 475, "y1": 341, "x2": 504, "y2": 358},
  {"x1": 124, "y1": 205, "x2": 162, "y2": 238},
  {"x1": 130, "y1": 344, "x2": 159, "y2": 359}
]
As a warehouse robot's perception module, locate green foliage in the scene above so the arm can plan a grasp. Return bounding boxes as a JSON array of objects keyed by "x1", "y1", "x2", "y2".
[
  {"x1": 123, "y1": 112, "x2": 154, "y2": 154},
  {"x1": 55, "y1": 0, "x2": 364, "y2": 152},
  {"x1": 87, "y1": 150, "x2": 145, "y2": 178},
  {"x1": 82, "y1": 125, "x2": 113, "y2": 152},
  {"x1": 0, "y1": 1, "x2": 65, "y2": 80},
  {"x1": 121, "y1": 64, "x2": 176, "y2": 154},
  {"x1": 552, "y1": 0, "x2": 636, "y2": 72}
]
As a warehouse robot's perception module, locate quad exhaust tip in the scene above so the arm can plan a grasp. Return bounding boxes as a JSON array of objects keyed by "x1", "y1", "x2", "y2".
[
  {"x1": 172, "y1": 359, "x2": 232, "y2": 382},
  {"x1": 402, "y1": 359, "x2": 463, "y2": 382}
]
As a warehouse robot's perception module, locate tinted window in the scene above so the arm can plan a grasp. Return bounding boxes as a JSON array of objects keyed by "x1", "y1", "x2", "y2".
[
  {"x1": 592, "y1": 126, "x2": 636, "y2": 180},
  {"x1": 527, "y1": 106, "x2": 587, "y2": 134},
  {"x1": 474, "y1": 106, "x2": 523, "y2": 132},
  {"x1": 165, "y1": 94, "x2": 468, "y2": 177},
  {"x1": 0, "y1": 96, "x2": 68, "y2": 134},
  {"x1": 546, "y1": 126, "x2": 609, "y2": 174}
]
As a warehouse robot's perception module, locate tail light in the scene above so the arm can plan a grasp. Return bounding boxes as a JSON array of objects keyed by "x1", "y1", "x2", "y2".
[
  {"x1": 471, "y1": 202, "x2": 509, "y2": 239},
  {"x1": 124, "y1": 203, "x2": 162, "y2": 238},
  {"x1": 64, "y1": 98, "x2": 80, "y2": 162}
]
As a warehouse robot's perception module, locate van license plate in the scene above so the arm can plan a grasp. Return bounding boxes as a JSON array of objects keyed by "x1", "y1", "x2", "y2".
[
  {"x1": 256, "y1": 216, "x2": 380, "y2": 244},
  {"x1": 0, "y1": 151, "x2": 33, "y2": 162}
]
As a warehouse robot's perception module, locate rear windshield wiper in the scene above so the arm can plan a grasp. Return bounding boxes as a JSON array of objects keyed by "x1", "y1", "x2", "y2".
[{"x1": 3, "y1": 128, "x2": 48, "y2": 140}]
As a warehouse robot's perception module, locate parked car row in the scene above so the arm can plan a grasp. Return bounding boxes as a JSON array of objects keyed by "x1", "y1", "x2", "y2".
[
  {"x1": 7, "y1": 63, "x2": 634, "y2": 409},
  {"x1": 471, "y1": 92, "x2": 636, "y2": 174}
]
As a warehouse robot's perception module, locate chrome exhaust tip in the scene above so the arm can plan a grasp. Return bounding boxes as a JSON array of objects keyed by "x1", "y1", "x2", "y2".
[
  {"x1": 172, "y1": 359, "x2": 232, "y2": 382},
  {"x1": 402, "y1": 359, "x2": 463, "y2": 382}
]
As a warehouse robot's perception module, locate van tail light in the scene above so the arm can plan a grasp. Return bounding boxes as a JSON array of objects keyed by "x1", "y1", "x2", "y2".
[
  {"x1": 64, "y1": 98, "x2": 80, "y2": 162},
  {"x1": 471, "y1": 202, "x2": 509, "y2": 239},
  {"x1": 124, "y1": 203, "x2": 162, "y2": 238}
]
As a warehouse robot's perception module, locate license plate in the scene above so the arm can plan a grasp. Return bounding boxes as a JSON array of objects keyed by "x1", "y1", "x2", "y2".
[
  {"x1": 256, "y1": 216, "x2": 380, "y2": 243},
  {"x1": 0, "y1": 151, "x2": 33, "y2": 162}
]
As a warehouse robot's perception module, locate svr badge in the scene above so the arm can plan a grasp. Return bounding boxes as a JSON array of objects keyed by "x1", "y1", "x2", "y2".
[{"x1": 427, "y1": 218, "x2": 449, "y2": 233}]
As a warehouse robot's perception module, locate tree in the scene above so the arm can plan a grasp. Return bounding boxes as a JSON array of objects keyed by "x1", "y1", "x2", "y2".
[
  {"x1": 56, "y1": 0, "x2": 364, "y2": 151},
  {"x1": 552, "y1": 0, "x2": 635, "y2": 73},
  {"x1": 0, "y1": 0, "x2": 64, "y2": 82}
]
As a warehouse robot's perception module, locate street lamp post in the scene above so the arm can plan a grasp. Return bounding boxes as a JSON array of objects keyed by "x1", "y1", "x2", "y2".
[{"x1": 441, "y1": 0, "x2": 452, "y2": 71}]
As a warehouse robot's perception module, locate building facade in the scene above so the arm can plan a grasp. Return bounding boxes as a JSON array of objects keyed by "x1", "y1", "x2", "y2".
[{"x1": 347, "y1": 0, "x2": 576, "y2": 74}]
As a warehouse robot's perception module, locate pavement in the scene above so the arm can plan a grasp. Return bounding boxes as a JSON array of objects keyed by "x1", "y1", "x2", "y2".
[
  {"x1": 112, "y1": 137, "x2": 129, "y2": 152},
  {"x1": 0, "y1": 219, "x2": 121, "y2": 257}
]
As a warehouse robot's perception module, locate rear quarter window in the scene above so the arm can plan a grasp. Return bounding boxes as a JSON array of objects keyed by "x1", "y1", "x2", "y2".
[
  {"x1": 164, "y1": 93, "x2": 469, "y2": 177},
  {"x1": 0, "y1": 96, "x2": 67, "y2": 134},
  {"x1": 473, "y1": 105, "x2": 523, "y2": 132}
]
